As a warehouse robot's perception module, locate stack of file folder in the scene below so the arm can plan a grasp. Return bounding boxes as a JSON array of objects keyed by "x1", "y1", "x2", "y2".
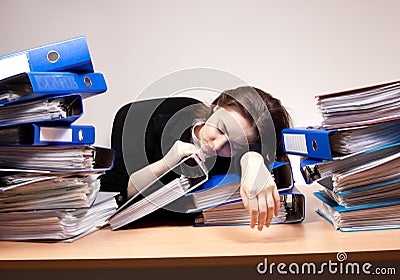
[
  {"x1": 108, "y1": 157, "x2": 305, "y2": 230},
  {"x1": 282, "y1": 80, "x2": 400, "y2": 232},
  {"x1": 109, "y1": 155, "x2": 209, "y2": 230},
  {"x1": 0, "y1": 37, "x2": 117, "y2": 242},
  {"x1": 189, "y1": 162, "x2": 306, "y2": 226}
]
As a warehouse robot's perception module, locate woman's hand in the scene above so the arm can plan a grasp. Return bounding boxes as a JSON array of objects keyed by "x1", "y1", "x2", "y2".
[
  {"x1": 163, "y1": 140, "x2": 201, "y2": 168},
  {"x1": 239, "y1": 151, "x2": 280, "y2": 231},
  {"x1": 128, "y1": 140, "x2": 200, "y2": 199}
]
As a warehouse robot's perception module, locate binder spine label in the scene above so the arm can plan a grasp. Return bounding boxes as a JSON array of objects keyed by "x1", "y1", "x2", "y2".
[
  {"x1": 283, "y1": 133, "x2": 308, "y2": 154},
  {"x1": 0, "y1": 54, "x2": 30, "y2": 81},
  {"x1": 36, "y1": 75, "x2": 79, "y2": 90},
  {"x1": 39, "y1": 127, "x2": 72, "y2": 142}
]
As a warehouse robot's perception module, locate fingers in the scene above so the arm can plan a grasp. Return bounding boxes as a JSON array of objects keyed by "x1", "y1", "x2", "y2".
[
  {"x1": 240, "y1": 188, "x2": 258, "y2": 229},
  {"x1": 248, "y1": 198, "x2": 259, "y2": 229},
  {"x1": 241, "y1": 187, "x2": 281, "y2": 231},
  {"x1": 265, "y1": 192, "x2": 275, "y2": 228},
  {"x1": 176, "y1": 141, "x2": 201, "y2": 159},
  {"x1": 273, "y1": 188, "x2": 280, "y2": 217},
  {"x1": 164, "y1": 141, "x2": 201, "y2": 168},
  {"x1": 181, "y1": 143, "x2": 200, "y2": 158},
  {"x1": 257, "y1": 195, "x2": 267, "y2": 231}
]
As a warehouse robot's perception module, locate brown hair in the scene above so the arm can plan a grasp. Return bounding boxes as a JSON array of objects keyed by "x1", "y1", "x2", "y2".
[{"x1": 208, "y1": 86, "x2": 292, "y2": 162}]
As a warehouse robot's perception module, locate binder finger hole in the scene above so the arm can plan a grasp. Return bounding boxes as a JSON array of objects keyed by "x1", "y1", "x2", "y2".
[
  {"x1": 47, "y1": 51, "x2": 60, "y2": 63},
  {"x1": 311, "y1": 139, "x2": 318, "y2": 151},
  {"x1": 84, "y1": 76, "x2": 92, "y2": 87},
  {"x1": 78, "y1": 129, "x2": 84, "y2": 141}
]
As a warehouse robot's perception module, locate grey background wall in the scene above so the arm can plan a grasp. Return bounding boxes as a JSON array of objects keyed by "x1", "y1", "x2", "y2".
[{"x1": 1, "y1": 0, "x2": 399, "y2": 182}]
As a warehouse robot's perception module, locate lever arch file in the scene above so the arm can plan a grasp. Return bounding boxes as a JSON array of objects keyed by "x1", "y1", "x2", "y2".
[
  {"x1": 194, "y1": 187, "x2": 305, "y2": 226},
  {"x1": 0, "y1": 72, "x2": 107, "y2": 105},
  {"x1": 170, "y1": 161, "x2": 294, "y2": 213},
  {"x1": 303, "y1": 150, "x2": 400, "y2": 208},
  {"x1": 109, "y1": 155, "x2": 208, "y2": 230},
  {"x1": 0, "y1": 173, "x2": 101, "y2": 211},
  {"x1": 0, "y1": 94, "x2": 83, "y2": 127},
  {"x1": 0, "y1": 124, "x2": 95, "y2": 145},
  {"x1": 314, "y1": 191, "x2": 400, "y2": 232},
  {"x1": 282, "y1": 120, "x2": 400, "y2": 160},
  {"x1": 0, "y1": 36, "x2": 94, "y2": 81},
  {"x1": 299, "y1": 143, "x2": 400, "y2": 185},
  {"x1": 0, "y1": 146, "x2": 115, "y2": 172},
  {"x1": 0, "y1": 191, "x2": 118, "y2": 241}
]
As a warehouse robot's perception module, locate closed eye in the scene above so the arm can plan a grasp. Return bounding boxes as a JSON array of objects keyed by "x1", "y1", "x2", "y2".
[
  {"x1": 215, "y1": 126, "x2": 227, "y2": 139},
  {"x1": 217, "y1": 122, "x2": 228, "y2": 137}
]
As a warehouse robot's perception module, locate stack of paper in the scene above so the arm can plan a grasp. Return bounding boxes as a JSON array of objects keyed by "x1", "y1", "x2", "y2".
[
  {"x1": 315, "y1": 195, "x2": 400, "y2": 232},
  {"x1": 316, "y1": 81, "x2": 400, "y2": 129},
  {"x1": 0, "y1": 37, "x2": 116, "y2": 241},
  {"x1": 169, "y1": 173, "x2": 242, "y2": 213},
  {"x1": 283, "y1": 80, "x2": 400, "y2": 231},
  {"x1": 328, "y1": 120, "x2": 400, "y2": 155},
  {"x1": 176, "y1": 163, "x2": 306, "y2": 226},
  {"x1": 0, "y1": 173, "x2": 101, "y2": 212},
  {"x1": 109, "y1": 155, "x2": 208, "y2": 230},
  {"x1": 196, "y1": 199, "x2": 287, "y2": 225},
  {"x1": 0, "y1": 146, "x2": 113, "y2": 171},
  {"x1": 171, "y1": 162, "x2": 295, "y2": 214},
  {"x1": 195, "y1": 189, "x2": 305, "y2": 226},
  {"x1": 0, "y1": 192, "x2": 118, "y2": 242}
]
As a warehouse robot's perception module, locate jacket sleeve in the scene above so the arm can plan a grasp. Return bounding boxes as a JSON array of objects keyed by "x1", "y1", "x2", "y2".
[{"x1": 99, "y1": 103, "x2": 131, "y2": 205}]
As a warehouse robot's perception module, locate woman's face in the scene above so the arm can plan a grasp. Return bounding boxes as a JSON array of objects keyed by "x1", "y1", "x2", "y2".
[{"x1": 198, "y1": 107, "x2": 256, "y2": 157}]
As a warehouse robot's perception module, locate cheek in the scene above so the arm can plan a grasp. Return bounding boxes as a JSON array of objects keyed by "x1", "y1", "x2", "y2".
[
  {"x1": 216, "y1": 143, "x2": 232, "y2": 157},
  {"x1": 201, "y1": 126, "x2": 219, "y2": 141}
]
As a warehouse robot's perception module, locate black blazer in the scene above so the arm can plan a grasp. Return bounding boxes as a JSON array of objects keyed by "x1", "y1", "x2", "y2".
[{"x1": 100, "y1": 96, "x2": 261, "y2": 206}]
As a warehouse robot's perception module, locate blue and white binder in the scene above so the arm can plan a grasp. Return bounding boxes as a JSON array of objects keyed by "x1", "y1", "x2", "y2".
[
  {"x1": 299, "y1": 142, "x2": 400, "y2": 185},
  {"x1": 0, "y1": 94, "x2": 84, "y2": 127},
  {"x1": 172, "y1": 161, "x2": 295, "y2": 213},
  {"x1": 0, "y1": 146, "x2": 115, "y2": 173},
  {"x1": 194, "y1": 187, "x2": 305, "y2": 226},
  {"x1": 282, "y1": 122, "x2": 400, "y2": 160},
  {"x1": 282, "y1": 127, "x2": 339, "y2": 160},
  {"x1": 315, "y1": 179, "x2": 400, "y2": 208},
  {"x1": 0, "y1": 124, "x2": 95, "y2": 145},
  {"x1": 299, "y1": 157, "x2": 325, "y2": 185},
  {"x1": 0, "y1": 36, "x2": 93, "y2": 81},
  {"x1": 0, "y1": 72, "x2": 107, "y2": 105}
]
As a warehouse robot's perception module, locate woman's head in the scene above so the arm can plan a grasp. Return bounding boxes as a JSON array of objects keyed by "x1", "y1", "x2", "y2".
[{"x1": 195, "y1": 86, "x2": 292, "y2": 161}]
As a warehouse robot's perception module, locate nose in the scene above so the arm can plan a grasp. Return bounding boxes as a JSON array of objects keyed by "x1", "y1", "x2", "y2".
[{"x1": 209, "y1": 136, "x2": 228, "y2": 152}]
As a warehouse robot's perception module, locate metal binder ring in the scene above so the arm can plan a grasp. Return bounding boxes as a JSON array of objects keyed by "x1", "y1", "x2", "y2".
[{"x1": 47, "y1": 51, "x2": 60, "y2": 63}]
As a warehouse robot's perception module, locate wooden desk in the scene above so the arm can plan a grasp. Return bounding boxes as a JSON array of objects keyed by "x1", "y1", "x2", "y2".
[{"x1": 0, "y1": 184, "x2": 399, "y2": 270}]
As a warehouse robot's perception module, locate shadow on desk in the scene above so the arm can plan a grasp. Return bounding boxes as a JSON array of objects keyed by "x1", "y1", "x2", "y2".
[
  {"x1": 210, "y1": 223, "x2": 308, "y2": 244},
  {"x1": 116, "y1": 208, "x2": 198, "y2": 230},
  {"x1": 116, "y1": 206, "x2": 311, "y2": 245}
]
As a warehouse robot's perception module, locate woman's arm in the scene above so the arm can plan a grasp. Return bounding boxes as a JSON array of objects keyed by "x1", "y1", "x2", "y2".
[
  {"x1": 239, "y1": 151, "x2": 280, "y2": 231},
  {"x1": 127, "y1": 158, "x2": 169, "y2": 198},
  {"x1": 127, "y1": 140, "x2": 200, "y2": 199}
]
